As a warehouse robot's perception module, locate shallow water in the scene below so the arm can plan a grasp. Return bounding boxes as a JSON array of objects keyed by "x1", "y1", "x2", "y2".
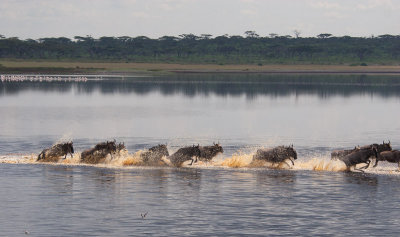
[
  {"x1": 1, "y1": 73, "x2": 400, "y2": 235},
  {"x1": 1, "y1": 164, "x2": 400, "y2": 236}
]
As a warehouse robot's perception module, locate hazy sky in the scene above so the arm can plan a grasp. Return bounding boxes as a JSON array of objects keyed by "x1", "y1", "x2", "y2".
[{"x1": 1, "y1": 0, "x2": 400, "y2": 39}]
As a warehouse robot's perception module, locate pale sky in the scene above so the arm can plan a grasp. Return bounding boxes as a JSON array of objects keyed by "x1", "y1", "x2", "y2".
[{"x1": 1, "y1": 0, "x2": 400, "y2": 39}]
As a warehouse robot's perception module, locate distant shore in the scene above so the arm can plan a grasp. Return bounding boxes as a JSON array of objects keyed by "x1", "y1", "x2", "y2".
[{"x1": 1, "y1": 60, "x2": 400, "y2": 75}]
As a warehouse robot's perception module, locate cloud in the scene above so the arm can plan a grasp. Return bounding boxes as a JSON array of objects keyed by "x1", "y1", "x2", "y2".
[
  {"x1": 356, "y1": 0, "x2": 399, "y2": 10},
  {"x1": 307, "y1": 0, "x2": 345, "y2": 10},
  {"x1": 240, "y1": 9, "x2": 258, "y2": 16},
  {"x1": 324, "y1": 11, "x2": 346, "y2": 19}
]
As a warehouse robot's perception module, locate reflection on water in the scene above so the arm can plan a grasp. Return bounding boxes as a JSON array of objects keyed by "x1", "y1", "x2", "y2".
[
  {"x1": 2, "y1": 74, "x2": 400, "y2": 98},
  {"x1": 0, "y1": 73, "x2": 399, "y2": 157}
]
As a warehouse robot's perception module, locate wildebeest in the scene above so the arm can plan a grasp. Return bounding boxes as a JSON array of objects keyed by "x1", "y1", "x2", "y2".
[
  {"x1": 373, "y1": 150, "x2": 400, "y2": 168},
  {"x1": 359, "y1": 141, "x2": 392, "y2": 153},
  {"x1": 37, "y1": 142, "x2": 74, "y2": 162},
  {"x1": 81, "y1": 140, "x2": 117, "y2": 164},
  {"x1": 194, "y1": 143, "x2": 224, "y2": 164},
  {"x1": 331, "y1": 146, "x2": 360, "y2": 160},
  {"x1": 331, "y1": 141, "x2": 391, "y2": 160},
  {"x1": 341, "y1": 146, "x2": 378, "y2": 172},
  {"x1": 251, "y1": 145, "x2": 297, "y2": 167},
  {"x1": 140, "y1": 144, "x2": 169, "y2": 166},
  {"x1": 166, "y1": 145, "x2": 201, "y2": 167}
]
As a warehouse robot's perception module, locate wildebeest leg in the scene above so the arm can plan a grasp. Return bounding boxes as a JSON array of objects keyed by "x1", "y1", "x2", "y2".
[
  {"x1": 353, "y1": 166, "x2": 365, "y2": 173},
  {"x1": 289, "y1": 158, "x2": 294, "y2": 166},
  {"x1": 37, "y1": 152, "x2": 43, "y2": 161},
  {"x1": 360, "y1": 160, "x2": 371, "y2": 169},
  {"x1": 373, "y1": 159, "x2": 379, "y2": 168},
  {"x1": 283, "y1": 161, "x2": 291, "y2": 168}
]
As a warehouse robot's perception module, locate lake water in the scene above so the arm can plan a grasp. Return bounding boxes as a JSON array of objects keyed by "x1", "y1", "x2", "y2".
[{"x1": 1, "y1": 73, "x2": 400, "y2": 236}]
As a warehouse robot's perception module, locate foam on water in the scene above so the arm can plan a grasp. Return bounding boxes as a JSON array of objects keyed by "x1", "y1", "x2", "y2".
[
  {"x1": 295, "y1": 157, "x2": 348, "y2": 172},
  {"x1": 1, "y1": 149, "x2": 400, "y2": 175}
]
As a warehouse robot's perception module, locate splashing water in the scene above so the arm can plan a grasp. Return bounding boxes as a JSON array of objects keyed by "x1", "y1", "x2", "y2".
[
  {"x1": 219, "y1": 152, "x2": 253, "y2": 168},
  {"x1": 1, "y1": 149, "x2": 400, "y2": 175},
  {"x1": 117, "y1": 150, "x2": 143, "y2": 166},
  {"x1": 295, "y1": 157, "x2": 347, "y2": 172}
]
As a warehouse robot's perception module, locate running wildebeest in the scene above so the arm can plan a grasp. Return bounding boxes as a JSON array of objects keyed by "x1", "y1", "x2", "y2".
[
  {"x1": 331, "y1": 141, "x2": 391, "y2": 160},
  {"x1": 331, "y1": 146, "x2": 360, "y2": 160},
  {"x1": 140, "y1": 144, "x2": 169, "y2": 166},
  {"x1": 193, "y1": 143, "x2": 224, "y2": 164},
  {"x1": 373, "y1": 150, "x2": 400, "y2": 169},
  {"x1": 81, "y1": 140, "x2": 117, "y2": 164},
  {"x1": 37, "y1": 142, "x2": 74, "y2": 162},
  {"x1": 341, "y1": 146, "x2": 378, "y2": 172},
  {"x1": 359, "y1": 141, "x2": 392, "y2": 153},
  {"x1": 166, "y1": 145, "x2": 201, "y2": 167},
  {"x1": 251, "y1": 145, "x2": 297, "y2": 167}
]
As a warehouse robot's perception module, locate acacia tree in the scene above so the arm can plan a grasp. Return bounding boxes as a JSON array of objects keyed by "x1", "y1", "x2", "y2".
[
  {"x1": 293, "y1": 30, "x2": 301, "y2": 38},
  {"x1": 244, "y1": 31, "x2": 259, "y2": 38},
  {"x1": 269, "y1": 33, "x2": 278, "y2": 38},
  {"x1": 317, "y1": 33, "x2": 332, "y2": 39}
]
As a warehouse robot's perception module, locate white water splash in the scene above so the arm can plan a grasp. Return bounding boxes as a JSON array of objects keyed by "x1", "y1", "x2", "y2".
[{"x1": 1, "y1": 150, "x2": 399, "y2": 175}]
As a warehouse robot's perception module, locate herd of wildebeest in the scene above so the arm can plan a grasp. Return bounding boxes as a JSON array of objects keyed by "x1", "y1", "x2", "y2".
[{"x1": 36, "y1": 140, "x2": 400, "y2": 172}]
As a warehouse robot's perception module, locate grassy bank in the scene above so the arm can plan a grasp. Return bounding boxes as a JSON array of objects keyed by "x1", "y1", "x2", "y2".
[{"x1": 1, "y1": 60, "x2": 400, "y2": 74}]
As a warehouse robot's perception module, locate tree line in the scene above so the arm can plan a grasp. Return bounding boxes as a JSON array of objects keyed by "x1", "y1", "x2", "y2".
[{"x1": 0, "y1": 32, "x2": 400, "y2": 64}]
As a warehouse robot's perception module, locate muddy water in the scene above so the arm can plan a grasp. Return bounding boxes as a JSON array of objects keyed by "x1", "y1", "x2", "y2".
[{"x1": 1, "y1": 74, "x2": 400, "y2": 235}]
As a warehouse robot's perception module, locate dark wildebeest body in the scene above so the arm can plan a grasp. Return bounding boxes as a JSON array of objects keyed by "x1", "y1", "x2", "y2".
[
  {"x1": 331, "y1": 147, "x2": 359, "y2": 160},
  {"x1": 360, "y1": 141, "x2": 391, "y2": 153},
  {"x1": 196, "y1": 143, "x2": 224, "y2": 163},
  {"x1": 251, "y1": 145, "x2": 297, "y2": 167},
  {"x1": 81, "y1": 141, "x2": 117, "y2": 164},
  {"x1": 37, "y1": 142, "x2": 74, "y2": 162},
  {"x1": 374, "y1": 150, "x2": 400, "y2": 168},
  {"x1": 140, "y1": 144, "x2": 169, "y2": 166},
  {"x1": 167, "y1": 145, "x2": 201, "y2": 167},
  {"x1": 332, "y1": 141, "x2": 391, "y2": 161},
  {"x1": 341, "y1": 147, "x2": 378, "y2": 172}
]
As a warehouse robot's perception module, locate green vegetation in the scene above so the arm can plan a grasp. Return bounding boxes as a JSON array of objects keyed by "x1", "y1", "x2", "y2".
[{"x1": 0, "y1": 33, "x2": 400, "y2": 65}]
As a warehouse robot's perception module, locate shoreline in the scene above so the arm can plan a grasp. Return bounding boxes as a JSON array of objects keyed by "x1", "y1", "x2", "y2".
[{"x1": 1, "y1": 60, "x2": 400, "y2": 75}]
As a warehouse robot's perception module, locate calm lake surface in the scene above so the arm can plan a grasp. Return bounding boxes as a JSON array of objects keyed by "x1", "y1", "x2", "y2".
[{"x1": 1, "y1": 73, "x2": 400, "y2": 236}]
